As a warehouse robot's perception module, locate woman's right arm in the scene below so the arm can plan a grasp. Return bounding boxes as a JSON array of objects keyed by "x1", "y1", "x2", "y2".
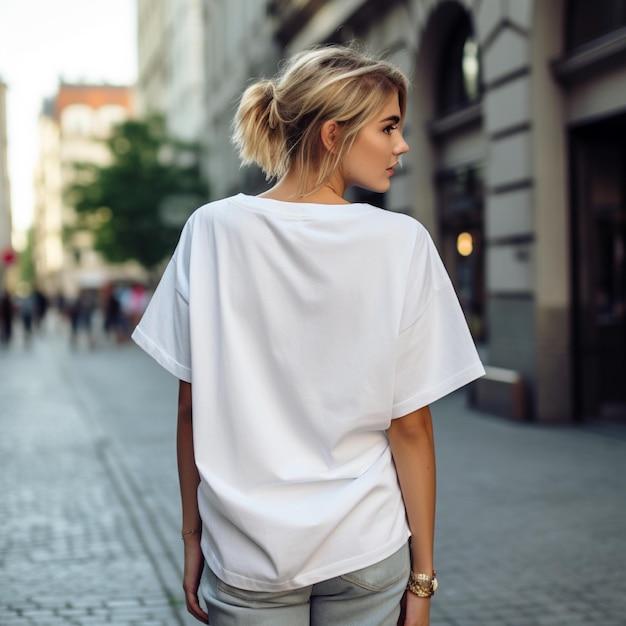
[
  {"x1": 177, "y1": 380, "x2": 209, "y2": 624},
  {"x1": 387, "y1": 405, "x2": 436, "y2": 626}
]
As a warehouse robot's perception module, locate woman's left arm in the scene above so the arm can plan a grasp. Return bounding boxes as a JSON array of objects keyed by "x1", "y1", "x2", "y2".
[
  {"x1": 387, "y1": 405, "x2": 436, "y2": 626},
  {"x1": 177, "y1": 380, "x2": 209, "y2": 624}
]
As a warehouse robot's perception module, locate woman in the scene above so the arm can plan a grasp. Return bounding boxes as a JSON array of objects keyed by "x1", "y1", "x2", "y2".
[{"x1": 132, "y1": 44, "x2": 484, "y2": 626}]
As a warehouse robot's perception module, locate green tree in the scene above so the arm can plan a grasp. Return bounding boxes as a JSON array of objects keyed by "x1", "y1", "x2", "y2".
[
  {"x1": 17, "y1": 228, "x2": 36, "y2": 285},
  {"x1": 66, "y1": 115, "x2": 208, "y2": 270}
]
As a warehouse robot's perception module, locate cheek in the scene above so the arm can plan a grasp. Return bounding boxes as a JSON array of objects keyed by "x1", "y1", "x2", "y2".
[
  {"x1": 344, "y1": 134, "x2": 386, "y2": 175},
  {"x1": 357, "y1": 139, "x2": 382, "y2": 166}
]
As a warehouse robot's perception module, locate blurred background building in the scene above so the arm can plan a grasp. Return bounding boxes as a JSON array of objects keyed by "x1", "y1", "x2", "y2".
[
  {"x1": 136, "y1": 0, "x2": 167, "y2": 118},
  {"x1": 136, "y1": 0, "x2": 277, "y2": 187},
  {"x1": 0, "y1": 77, "x2": 14, "y2": 290},
  {"x1": 32, "y1": 83, "x2": 146, "y2": 298},
  {"x1": 137, "y1": 0, "x2": 208, "y2": 142}
]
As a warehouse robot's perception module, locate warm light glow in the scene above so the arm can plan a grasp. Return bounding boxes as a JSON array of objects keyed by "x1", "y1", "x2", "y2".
[
  {"x1": 457, "y1": 232, "x2": 473, "y2": 256},
  {"x1": 462, "y1": 37, "x2": 480, "y2": 101}
]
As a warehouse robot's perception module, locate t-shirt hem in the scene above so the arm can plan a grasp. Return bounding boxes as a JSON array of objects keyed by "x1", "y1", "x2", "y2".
[
  {"x1": 391, "y1": 361, "x2": 485, "y2": 418},
  {"x1": 131, "y1": 326, "x2": 192, "y2": 383},
  {"x1": 205, "y1": 532, "x2": 410, "y2": 592}
]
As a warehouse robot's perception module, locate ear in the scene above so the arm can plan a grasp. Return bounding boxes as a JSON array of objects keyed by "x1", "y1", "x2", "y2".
[{"x1": 320, "y1": 120, "x2": 340, "y2": 153}]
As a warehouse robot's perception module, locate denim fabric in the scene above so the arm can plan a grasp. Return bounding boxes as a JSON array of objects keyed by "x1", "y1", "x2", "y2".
[{"x1": 200, "y1": 542, "x2": 410, "y2": 626}]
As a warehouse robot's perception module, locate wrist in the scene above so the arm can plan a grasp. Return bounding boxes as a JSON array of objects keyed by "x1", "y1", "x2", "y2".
[
  {"x1": 407, "y1": 570, "x2": 437, "y2": 598},
  {"x1": 181, "y1": 529, "x2": 201, "y2": 540}
]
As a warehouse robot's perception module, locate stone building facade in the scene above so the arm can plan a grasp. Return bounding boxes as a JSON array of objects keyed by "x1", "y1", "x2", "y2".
[
  {"x1": 136, "y1": 0, "x2": 167, "y2": 118},
  {"x1": 0, "y1": 79, "x2": 13, "y2": 289},
  {"x1": 136, "y1": 0, "x2": 626, "y2": 423},
  {"x1": 137, "y1": 0, "x2": 206, "y2": 142}
]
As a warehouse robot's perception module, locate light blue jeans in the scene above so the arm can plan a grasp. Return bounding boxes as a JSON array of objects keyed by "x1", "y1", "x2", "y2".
[{"x1": 200, "y1": 543, "x2": 410, "y2": 626}]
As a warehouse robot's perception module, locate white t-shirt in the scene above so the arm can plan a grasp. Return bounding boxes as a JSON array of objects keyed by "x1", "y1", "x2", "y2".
[{"x1": 132, "y1": 193, "x2": 484, "y2": 591}]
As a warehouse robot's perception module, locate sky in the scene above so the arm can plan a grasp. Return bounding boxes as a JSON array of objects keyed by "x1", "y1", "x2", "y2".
[{"x1": 0, "y1": 0, "x2": 137, "y2": 236}]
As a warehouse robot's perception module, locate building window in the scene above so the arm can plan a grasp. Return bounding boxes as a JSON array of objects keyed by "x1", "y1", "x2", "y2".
[
  {"x1": 61, "y1": 104, "x2": 93, "y2": 137},
  {"x1": 94, "y1": 105, "x2": 128, "y2": 137},
  {"x1": 437, "y1": 165, "x2": 485, "y2": 339},
  {"x1": 437, "y1": 15, "x2": 481, "y2": 116},
  {"x1": 567, "y1": 0, "x2": 626, "y2": 50}
]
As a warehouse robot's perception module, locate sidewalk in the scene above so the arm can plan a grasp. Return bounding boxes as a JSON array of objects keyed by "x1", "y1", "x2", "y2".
[
  {"x1": 431, "y1": 392, "x2": 626, "y2": 625},
  {"x1": 1, "y1": 322, "x2": 626, "y2": 625},
  {"x1": 0, "y1": 325, "x2": 193, "y2": 626}
]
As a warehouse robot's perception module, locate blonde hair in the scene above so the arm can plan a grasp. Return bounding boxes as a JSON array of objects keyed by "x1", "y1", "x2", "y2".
[{"x1": 232, "y1": 44, "x2": 408, "y2": 196}]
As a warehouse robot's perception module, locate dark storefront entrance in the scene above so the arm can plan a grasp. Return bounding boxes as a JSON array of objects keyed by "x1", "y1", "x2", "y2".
[{"x1": 571, "y1": 114, "x2": 626, "y2": 422}]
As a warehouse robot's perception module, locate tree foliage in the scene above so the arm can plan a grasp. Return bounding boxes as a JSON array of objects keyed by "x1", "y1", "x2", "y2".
[
  {"x1": 66, "y1": 115, "x2": 208, "y2": 270},
  {"x1": 17, "y1": 229, "x2": 36, "y2": 285}
]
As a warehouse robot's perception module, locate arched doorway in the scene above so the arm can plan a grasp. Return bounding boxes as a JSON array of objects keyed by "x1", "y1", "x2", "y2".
[
  {"x1": 571, "y1": 115, "x2": 626, "y2": 421},
  {"x1": 562, "y1": 0, "x2": 626, "y2": 421},
  {"x1": 427, "y1": 3, "x2": 486, "y2": 340}
]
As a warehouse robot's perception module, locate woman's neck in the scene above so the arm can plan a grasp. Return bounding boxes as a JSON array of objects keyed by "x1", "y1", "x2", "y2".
[{"x1": 258, "y1": 171, "x2": 349, "y2": 205}]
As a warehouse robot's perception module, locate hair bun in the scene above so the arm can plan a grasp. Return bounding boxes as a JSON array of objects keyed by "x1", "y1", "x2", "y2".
[{"x1": 266, "y1": 82, "x2": 281, "y2": 131}]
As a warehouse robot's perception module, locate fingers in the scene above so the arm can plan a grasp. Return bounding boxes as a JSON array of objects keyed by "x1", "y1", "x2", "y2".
[
  {"x1": 182, "y1": 539, "x2": 207, "y2": 622},
  {"x1": 185, "y1": 590, "x2": 209, "y2": 624}
]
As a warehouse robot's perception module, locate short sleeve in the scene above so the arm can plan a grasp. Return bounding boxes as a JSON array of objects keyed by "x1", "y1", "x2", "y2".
[
  {"x1": 392, "y1": 230, "x2": 484, "y2": 418},
  {"x1": 131, "y1": 222, "x2": 193, "y2": 382}
]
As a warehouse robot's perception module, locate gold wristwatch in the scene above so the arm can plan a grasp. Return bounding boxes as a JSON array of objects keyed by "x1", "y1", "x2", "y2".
[{"x1": 407, "y1": 570, "x2": 438, "y2": 598}]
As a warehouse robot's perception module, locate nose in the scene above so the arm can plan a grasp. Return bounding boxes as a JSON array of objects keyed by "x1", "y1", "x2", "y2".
[{"x1": 394, "y1": 131, "x2": 410, "y2": 155}]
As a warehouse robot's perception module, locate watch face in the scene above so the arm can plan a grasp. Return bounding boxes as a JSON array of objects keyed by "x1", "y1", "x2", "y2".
[{"x1": 432, "y1": 578, "x2": 438, "y2": 592}]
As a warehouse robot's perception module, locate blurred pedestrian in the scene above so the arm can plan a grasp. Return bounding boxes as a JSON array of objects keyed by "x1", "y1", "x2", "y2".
[
  {"x1": 116, "y1": 284, "x2": 133, "y2": 340},
  {"x1": 102, "y1": 282, "x2": 125, "y2": 343},
  {"x1": 127, "y1": 282, "x2": 147, "y2": 331},
  {"x1": 0, "y1": 289, "x2": 14, "y2": 346},
  {"x1": 68, "y1": 289, "x2": 97, "y2": 349},
  {"x1": 133, "y1": 44, "x2": 484, "y2": 626},
  {"x1": 33, "y1": 288, "x2": 49, "y2": 330},
  {"x1": 19, "y1": 292, "x2": 35, "y2": 346}
]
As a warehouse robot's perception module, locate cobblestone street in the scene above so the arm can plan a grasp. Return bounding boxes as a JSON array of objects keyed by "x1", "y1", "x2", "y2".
[
  {"x1": 1, "y1": 321, "x2": 625, "y2": 625},
  {"x1": 0, "y1": 325, "x2": 193, "y2": 626}
]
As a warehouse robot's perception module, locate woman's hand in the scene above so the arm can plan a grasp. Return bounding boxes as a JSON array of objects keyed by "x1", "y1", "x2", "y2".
[
  {"x1": 399, "y1": 592, "x2": 431, "y2": 626},
  {"x1": 182, "y1": 535, "x2": 209, "y2": 623}
]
